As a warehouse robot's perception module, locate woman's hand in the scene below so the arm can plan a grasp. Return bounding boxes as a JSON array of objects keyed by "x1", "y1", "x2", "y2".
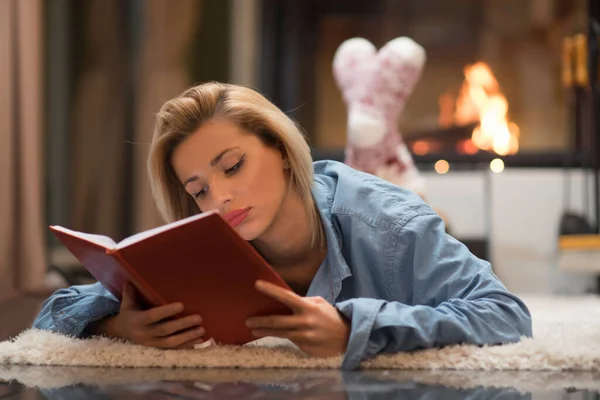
[
  {"x1": 88, "y1": 283, "x2": 205, "y2": 349},
  {"x1": 245, "y1": 280, "x2": 351, "y2": 357}
]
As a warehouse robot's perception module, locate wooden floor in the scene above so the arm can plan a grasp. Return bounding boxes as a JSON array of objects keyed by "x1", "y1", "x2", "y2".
[{"x1": 0, "y1": 295, "x2": 47, "y2": 342}]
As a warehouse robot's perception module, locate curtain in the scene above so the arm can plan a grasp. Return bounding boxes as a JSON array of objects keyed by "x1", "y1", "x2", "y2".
[
  {"x1": 0, "y1": 0, "x2": 46, "y2": 302},
  {"x1": 69, "y1": 0, "x2": 128, "y2": 240},
  {"x1": 133, "y1": 0, "x2": 202, "y2": 232}
]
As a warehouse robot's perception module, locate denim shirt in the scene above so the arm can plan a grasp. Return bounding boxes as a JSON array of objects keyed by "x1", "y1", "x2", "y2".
[{"x1": 32, "y1": 160, "x2": 532, "y2": 370}]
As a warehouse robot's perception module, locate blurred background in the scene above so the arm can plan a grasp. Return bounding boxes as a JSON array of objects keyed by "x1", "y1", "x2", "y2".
[{"x1": 1, "y1": 0, "x2": 599, "y2": 312}]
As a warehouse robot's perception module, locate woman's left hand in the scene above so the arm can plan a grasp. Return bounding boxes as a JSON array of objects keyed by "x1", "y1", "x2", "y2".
[{"x1": 245, "y1": 280, "x2": 351, "y2": 357}]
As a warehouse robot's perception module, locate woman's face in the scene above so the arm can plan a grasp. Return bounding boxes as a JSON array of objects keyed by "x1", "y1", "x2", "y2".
[{"x1": 171, "y1": 118, "x2": 289, "y2": 241}]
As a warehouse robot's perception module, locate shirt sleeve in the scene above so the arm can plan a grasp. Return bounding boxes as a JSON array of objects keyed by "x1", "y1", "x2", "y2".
[
  {"x1": 32, "y1": 282, "x2": 121, "y2": 338},
  {"x1": 335, "y1": 212, "x2": 533, "y2": 370}
]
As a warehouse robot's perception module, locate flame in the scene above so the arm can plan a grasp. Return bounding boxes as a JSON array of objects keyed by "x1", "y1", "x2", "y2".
[
  {"x1": 439, "y1": 62, "x2": 519, "y2": 156},
  {"x1": 412, "y1": 140, "x2": 430, "y2": 156}
]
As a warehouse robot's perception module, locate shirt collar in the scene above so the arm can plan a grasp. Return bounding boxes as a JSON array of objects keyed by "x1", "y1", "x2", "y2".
[{"x1": 306, "y1": 179, "x2": 352, "y2": 302}]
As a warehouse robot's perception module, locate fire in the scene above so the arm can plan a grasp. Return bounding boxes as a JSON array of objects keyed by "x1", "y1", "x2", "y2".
[{"x1": 439, "y1": 62, "x2": 519, "y2": 156}]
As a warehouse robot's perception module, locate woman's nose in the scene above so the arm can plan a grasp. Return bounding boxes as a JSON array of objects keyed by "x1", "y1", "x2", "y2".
[{"x1": 210, "y1": 182, "x2": 233, "y2": 206}]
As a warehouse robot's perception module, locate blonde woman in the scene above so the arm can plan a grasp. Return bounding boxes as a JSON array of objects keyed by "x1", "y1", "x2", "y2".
[{"x1": 33, "y1": 82, "x2": 532, "y2": 370}]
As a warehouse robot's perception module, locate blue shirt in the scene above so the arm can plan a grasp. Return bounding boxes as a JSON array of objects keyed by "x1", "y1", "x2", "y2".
[{"x1": 32, "y1": 160, "x2": 532, "y2": 370}]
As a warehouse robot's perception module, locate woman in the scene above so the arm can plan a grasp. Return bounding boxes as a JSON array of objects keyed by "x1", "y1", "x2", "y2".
[{"x1": 33, "y1": 82, "x2": 532, "y2": 370}]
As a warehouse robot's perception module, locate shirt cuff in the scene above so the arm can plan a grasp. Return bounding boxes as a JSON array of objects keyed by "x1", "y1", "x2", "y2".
[{"x1": 335, "y1": 298, "x2": 385, "y2": 370}]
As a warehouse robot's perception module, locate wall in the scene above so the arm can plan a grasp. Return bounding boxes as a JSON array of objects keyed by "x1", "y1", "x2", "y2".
[{"x1": 423, "y1": 168, "x2": 600, "y2": 295}]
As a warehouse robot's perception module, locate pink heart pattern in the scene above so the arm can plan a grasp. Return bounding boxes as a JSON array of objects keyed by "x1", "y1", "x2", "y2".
[{"x1": 333, "y1": 37, "x2": 427, "y2": 195}]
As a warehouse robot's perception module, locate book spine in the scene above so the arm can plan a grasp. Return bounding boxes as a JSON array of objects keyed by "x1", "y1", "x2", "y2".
[{"x1": 107, "y1": 249, "x2": 170, "y2": 307}]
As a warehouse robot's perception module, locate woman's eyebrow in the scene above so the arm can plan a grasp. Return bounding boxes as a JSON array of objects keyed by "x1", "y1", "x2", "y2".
[
  {"x1": 183, "y1": 147, "x2": 240, "y2": 187},
  {"x1": 210, "y1": 147, "x2": 239, "y2": 167}
]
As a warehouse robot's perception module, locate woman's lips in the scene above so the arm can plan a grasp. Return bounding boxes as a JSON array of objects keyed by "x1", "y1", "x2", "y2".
[{"x1": 223, "y1": 208, "x2": 251, "y2": 228}]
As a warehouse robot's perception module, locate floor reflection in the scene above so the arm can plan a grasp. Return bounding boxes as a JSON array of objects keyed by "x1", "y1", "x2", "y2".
[{"x1": 1, "y1": 365, "x2": 598, "y2": 400}]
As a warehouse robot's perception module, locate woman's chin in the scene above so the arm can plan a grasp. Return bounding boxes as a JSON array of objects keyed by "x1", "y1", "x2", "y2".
[{"x1": 234, "y1": 223, "x2": 260, "y2": 242}]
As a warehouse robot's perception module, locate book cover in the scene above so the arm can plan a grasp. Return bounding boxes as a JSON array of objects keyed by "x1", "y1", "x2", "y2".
[{"x1": 50, "y1": 210, "x2": 293, "y2": 345}]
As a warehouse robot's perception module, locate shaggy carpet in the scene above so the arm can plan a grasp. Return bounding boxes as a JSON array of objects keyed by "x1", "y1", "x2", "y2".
[{"x1": 0, "y1": 295, "x2": 598, "y2": 371}]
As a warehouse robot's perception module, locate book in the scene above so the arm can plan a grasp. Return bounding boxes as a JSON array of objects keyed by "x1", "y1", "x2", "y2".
[{"x1": 49, "y1": 210, "x2": 293, "y2": 345}]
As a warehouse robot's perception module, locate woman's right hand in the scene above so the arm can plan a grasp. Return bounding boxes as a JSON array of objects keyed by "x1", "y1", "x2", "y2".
[{"x1": 90, "y1": 283, "x2": 205, "y2": 349}]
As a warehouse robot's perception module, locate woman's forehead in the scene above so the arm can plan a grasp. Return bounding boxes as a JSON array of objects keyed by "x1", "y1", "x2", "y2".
[
  {"x1": 179, "y1": 120, "x2": 253, "y2": 154},
  {"x1": 171, "y1": 122, "x2": 260, "y2": 177}
]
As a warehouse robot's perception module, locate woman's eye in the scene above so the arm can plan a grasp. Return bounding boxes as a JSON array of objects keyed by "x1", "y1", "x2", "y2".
[
  {"x1": 224, "y1": 156, "x2": 245, "y2": 175},
  {"x1": 193, "y1": 187, "x2": 208, "y2": 200}
]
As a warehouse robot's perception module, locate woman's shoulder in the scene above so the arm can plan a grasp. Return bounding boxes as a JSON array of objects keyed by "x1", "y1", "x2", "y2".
[{"x1": 312, "y1": 160, "x2": 435, "y2": 233}]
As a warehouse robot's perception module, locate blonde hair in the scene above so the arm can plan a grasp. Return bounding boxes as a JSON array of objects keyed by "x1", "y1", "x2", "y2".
[{"x1": 148, "y1": 82, "x2": 324, "y2": 247}]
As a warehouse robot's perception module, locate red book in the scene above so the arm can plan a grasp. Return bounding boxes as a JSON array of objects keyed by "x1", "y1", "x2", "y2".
[{"x1": 49, "y1": 210, "x2": 293, "y2": 345}]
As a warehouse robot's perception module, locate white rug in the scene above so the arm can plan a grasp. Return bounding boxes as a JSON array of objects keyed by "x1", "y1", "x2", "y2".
[
  {"x1": 1, "y1": 365, "x2": 600, "y2": 392},
  {"x1": 1, "y1": 295, "x2": 599, "y2": 371}
]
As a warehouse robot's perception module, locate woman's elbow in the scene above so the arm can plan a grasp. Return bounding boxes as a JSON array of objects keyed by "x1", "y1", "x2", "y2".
[
  {"x1": 499, "y1": 296, "x2": 533, "y2": 340},
  {"x1": 473, "y1": 294, "x2": 533, "y2": 343},
  {"x1": 31, "y1": 288, "x2": 77, "y2": 332},
  {"x1": 31, "y1": 300, "x2": 55, "y2": 331},
  {"x1": 513, "y1": 300, "x2": 533, "y2": 338}
]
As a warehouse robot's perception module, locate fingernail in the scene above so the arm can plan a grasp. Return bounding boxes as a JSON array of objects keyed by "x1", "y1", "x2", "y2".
[
  {"x1": 194, "y1": 315, "x2": 203, "y2": 324},
  {"x1": 197, "y1": 327, "x2": 205, "y2": 336}
]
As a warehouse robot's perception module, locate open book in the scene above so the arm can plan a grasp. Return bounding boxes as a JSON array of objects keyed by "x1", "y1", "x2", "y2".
[{"x1": 50, "y1": 210, "x2": 293, "y2": 345}]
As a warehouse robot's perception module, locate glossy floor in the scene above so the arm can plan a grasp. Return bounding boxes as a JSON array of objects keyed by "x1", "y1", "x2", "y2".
[{"x1": 1, "y1": 366, "x2": 599, "y2": 400}]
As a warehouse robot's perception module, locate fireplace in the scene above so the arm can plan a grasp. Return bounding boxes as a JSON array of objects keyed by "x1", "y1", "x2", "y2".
[
  {"x1": 258, "y1": 0, "x2": 600, "y2": 266},
  {"x1": 259, "y1": 0, "x2": 594, "y2": 168}
]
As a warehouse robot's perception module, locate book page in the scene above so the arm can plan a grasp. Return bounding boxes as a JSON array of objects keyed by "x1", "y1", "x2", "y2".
[
  {"x1": 50, "y1": 226, "x2": 117, "y2": 249},
  {"x1": 117, "y1": 210, "x2": 217, "y2": 249}
]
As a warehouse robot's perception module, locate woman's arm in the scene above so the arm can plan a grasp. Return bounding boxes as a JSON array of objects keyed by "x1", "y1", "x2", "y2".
[
  {"x1": 335, "y1": 212, "x2": 532, "y2": 370},
  {"x1": 33, "y1": 281, "x2": 206, "y2": 348},
  {"x1": 32, "y1": 282, "x2": 121, "y2": 337}
]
